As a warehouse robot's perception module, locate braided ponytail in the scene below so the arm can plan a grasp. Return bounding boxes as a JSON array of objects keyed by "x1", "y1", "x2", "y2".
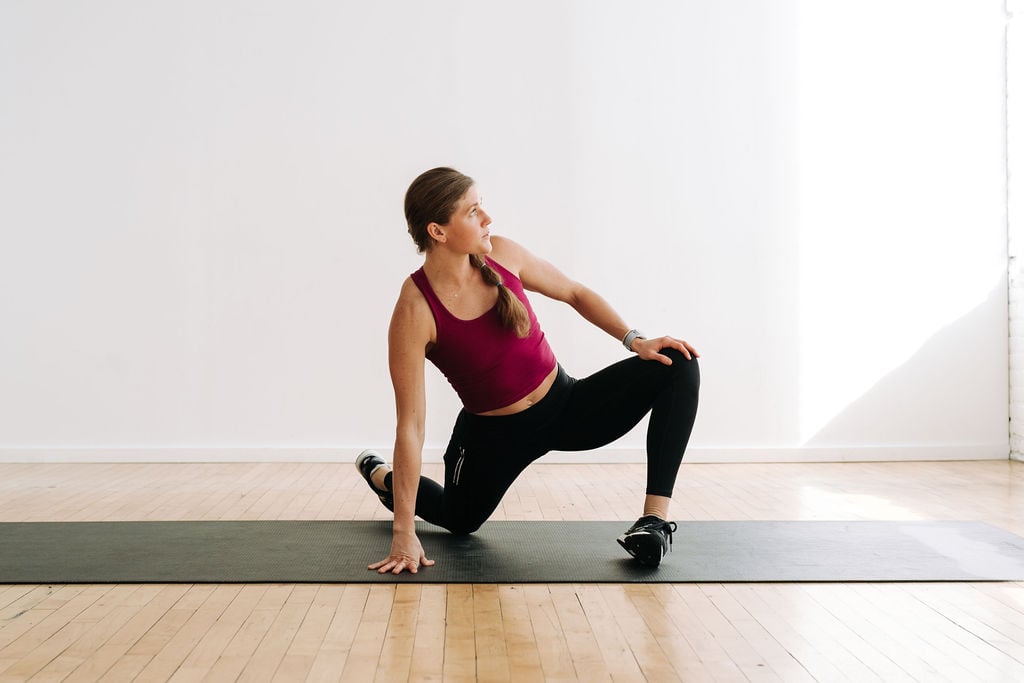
[{"x1": 470, "y1": 253, "x2": 532, "y2": 338}]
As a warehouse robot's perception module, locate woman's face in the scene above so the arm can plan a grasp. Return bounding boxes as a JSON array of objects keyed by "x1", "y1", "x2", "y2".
[{"x1": 435, "y1": 185, "x2": 492, "y2": 254}]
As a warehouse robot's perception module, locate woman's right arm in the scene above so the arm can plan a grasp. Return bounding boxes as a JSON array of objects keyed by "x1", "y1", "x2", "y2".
[{"x1": 368, "y1": 278, "x2": 436, "y2": 575}]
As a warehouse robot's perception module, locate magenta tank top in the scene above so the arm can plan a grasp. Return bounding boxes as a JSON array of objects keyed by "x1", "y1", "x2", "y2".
[{"x1": 410, "y1": 257, "x2": 557, "y2": 414}]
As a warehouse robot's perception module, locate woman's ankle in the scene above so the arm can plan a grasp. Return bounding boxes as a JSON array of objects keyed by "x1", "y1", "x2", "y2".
[
  {"x1": 372, "y1": 466, "x2": 392, "y2": 491},
  {"x1": 643, "y1": 494, "x2": 671, "y2": 520}
]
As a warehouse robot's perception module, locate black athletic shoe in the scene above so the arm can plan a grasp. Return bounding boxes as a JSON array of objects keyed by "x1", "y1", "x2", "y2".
[
  {"x1": 617, "y1": 515, "x2": 678, "y2": 567},
  {"x1": 355, "y1": 449, "x2": 394, "y2": 511}
]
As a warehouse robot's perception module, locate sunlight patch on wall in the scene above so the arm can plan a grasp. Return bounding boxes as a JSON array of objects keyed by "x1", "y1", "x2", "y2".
[{"x1": 796, "y1": 0, "x2": 1006, "y2": 443}]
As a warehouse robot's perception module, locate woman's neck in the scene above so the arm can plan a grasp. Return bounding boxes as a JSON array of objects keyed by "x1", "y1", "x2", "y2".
[{"x1": 423, "y1": 250, "x2": 480, "y2": 289}]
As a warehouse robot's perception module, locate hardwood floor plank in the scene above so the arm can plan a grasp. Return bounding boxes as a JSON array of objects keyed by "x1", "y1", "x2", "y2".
[
  {"x1": 9, "y1": 584, "x2": 146, "y2": 683},
  {"x1": 235, "y1": 584, "x2": 317, "y2": 682},
  {"x1": 374, "y1": 584, "x2": 420, "y2": 683},
  {"x1": 908, "y1": 584, "x2": 1024, "y2": 674},
  {"x1": 598, "y1": 584, "x2": 692, "y2": 682},
  {"x1": 496, "y1": 586, "x2": 545, "y2": 683},
  {"x1": 548, "y1": 585, "x2": 607, "y2": 682},
  {"x1": 406, "y1": 584, "x2": 446, "y2": 683},
  {"x1": 60, "y1": 585, "x2": 190, "y2": 683},
  {"x1": 130, "y1": 584, "x2": 241, "y2": 683},
  {"x1": 442, "y1": 584, "x2": 476, "y2": 682},
  {"x1": 0, "y1": 586, "x2": 57, "y2": 624},
  {"x1": 573, "y1": 584, "x2": 646, "y2": 681},
  {"x1": 337, "y1": 584, "x2": 393, "y2": 682},
  {"x1": 699, "y1": 583, "x2": 814, "y2": 682},
  {"x1": 719, "y1": 583, "x2": 850, "y2": 682},
  {"x1": 165, "y1": 584, "x2": 267, "y2": 682},
  {"x1": 472, "y1": 584, "x2": 510, "y2": 683},
  {"x1": 0, "y1": 585, "x2": 110, "y2": 670},
  {"x1": 268, "y1": 584, "x2": 345, "y2": 682},
  {"x1": 303, "y1": 584, "x2": 369, "y2": 682},
  {"x1": 851, "y1": 584, "x2": 985, "y2": 682}
]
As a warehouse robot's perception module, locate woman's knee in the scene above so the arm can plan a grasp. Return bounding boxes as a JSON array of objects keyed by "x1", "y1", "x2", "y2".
[
  {"x1": 446, "y1": 519, "x2": 483, "y2": 536},
  {"x1": 661, "y1": 348, "x2": 700, "y2": 393}
]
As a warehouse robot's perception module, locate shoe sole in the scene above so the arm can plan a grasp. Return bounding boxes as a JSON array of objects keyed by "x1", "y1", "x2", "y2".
[
  {"x1": 355, "y1": 449, "x2": 382, "y2": 475},
  {"x1": 617, "y1": 534, "x2": 665, "y2": 567}
]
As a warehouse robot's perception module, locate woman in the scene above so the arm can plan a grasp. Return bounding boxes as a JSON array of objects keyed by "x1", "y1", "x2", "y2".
[{"x1": 357, "y1": 167, "x2": 700, "y2": 575}]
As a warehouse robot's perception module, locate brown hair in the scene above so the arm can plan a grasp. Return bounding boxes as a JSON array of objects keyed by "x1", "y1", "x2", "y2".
[{"x1": 404, "y1": 167, "x2": 531, "y2": 338}]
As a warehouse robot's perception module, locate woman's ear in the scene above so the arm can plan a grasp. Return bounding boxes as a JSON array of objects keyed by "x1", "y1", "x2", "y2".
[{"x1": 427, "y1": 222, "x2": 446, "y2": 243}]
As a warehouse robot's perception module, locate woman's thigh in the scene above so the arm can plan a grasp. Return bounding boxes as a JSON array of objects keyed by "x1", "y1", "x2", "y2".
[
  {"x1": 438, "y1": 417, "x2": 548, "y2": 534},
  {"x1": 554, "y1": 352, "x2": 693, "y2": 451}
]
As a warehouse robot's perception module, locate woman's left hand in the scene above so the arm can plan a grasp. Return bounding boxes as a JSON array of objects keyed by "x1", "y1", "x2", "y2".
[{"x1": 632, "y1": 336, "x2": 700, "y2": 365}]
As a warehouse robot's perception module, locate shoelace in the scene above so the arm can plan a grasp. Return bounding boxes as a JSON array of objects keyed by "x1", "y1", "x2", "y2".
[{"x1": 661, "y1": 520, "x2": 678, "y2": 550}]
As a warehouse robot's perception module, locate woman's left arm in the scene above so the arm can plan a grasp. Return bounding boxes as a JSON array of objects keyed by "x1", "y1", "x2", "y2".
[{"x1": 494, "y1": 236, "x2": 699, "y2": 364}]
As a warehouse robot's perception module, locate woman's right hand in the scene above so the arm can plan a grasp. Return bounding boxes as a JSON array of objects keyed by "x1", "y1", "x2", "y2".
[{"x1": 368, "y1": 529, "x2": 435, "y2": 575}]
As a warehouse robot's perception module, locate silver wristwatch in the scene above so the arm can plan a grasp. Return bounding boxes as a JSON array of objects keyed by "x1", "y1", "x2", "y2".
[{"x1": 622, "y1": 329, "x2": 646, "y2": 352}]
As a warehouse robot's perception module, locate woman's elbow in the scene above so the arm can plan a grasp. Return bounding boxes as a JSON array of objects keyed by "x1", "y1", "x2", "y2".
[{"x1": 394, "y1": 425, "x2": 425, "y2": 452}]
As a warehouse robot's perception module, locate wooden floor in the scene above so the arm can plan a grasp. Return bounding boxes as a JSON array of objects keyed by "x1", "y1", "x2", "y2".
[{"x1": 1, "y1": 460, "x2": 1022, "y2": 682}]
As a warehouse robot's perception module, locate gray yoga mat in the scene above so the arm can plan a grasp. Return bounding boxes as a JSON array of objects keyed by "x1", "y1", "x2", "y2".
[{"x1": 1, "y1": 520, "x2": 1023, "y2": 584}]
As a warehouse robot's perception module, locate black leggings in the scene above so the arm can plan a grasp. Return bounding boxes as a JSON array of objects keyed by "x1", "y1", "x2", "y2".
[{"x1": 406, "y1": 349, "x2": 699, "y2": 534}]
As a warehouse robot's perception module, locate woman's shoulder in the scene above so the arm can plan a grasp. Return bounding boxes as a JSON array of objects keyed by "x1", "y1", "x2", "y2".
[
  {"x1": 488, "y1": 235, "x2": 528, "y2": 273},
  {"x1": 396, "y1": 274, "x2": 429, "y2": 308},
  {"x1": 391, "y1": 275, "x2": 435, "y2": 341}
]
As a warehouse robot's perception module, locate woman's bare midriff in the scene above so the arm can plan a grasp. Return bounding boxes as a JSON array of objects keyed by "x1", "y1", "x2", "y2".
[{"x1": 475, "y1": 364, "x2": 559, "y2": 416}]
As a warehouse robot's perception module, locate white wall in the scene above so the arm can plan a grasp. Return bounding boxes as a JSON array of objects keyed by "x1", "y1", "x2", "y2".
[
  {"x1": 1010, "y1": 0, "x2": 1023, "y2": 462},
  {"x1": 0, "y1": 1, "x2": 1009, "y2": 463}
]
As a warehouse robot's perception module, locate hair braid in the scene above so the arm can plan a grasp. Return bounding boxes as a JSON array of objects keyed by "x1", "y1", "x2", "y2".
[{"x1": 470, "y1": 254, "x2": 532, "y2": 338}]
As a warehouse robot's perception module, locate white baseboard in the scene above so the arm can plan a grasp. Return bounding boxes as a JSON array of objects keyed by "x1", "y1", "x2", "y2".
[{"x1": 0, "y1": 444, "x2": 1009, "y2": 464}]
